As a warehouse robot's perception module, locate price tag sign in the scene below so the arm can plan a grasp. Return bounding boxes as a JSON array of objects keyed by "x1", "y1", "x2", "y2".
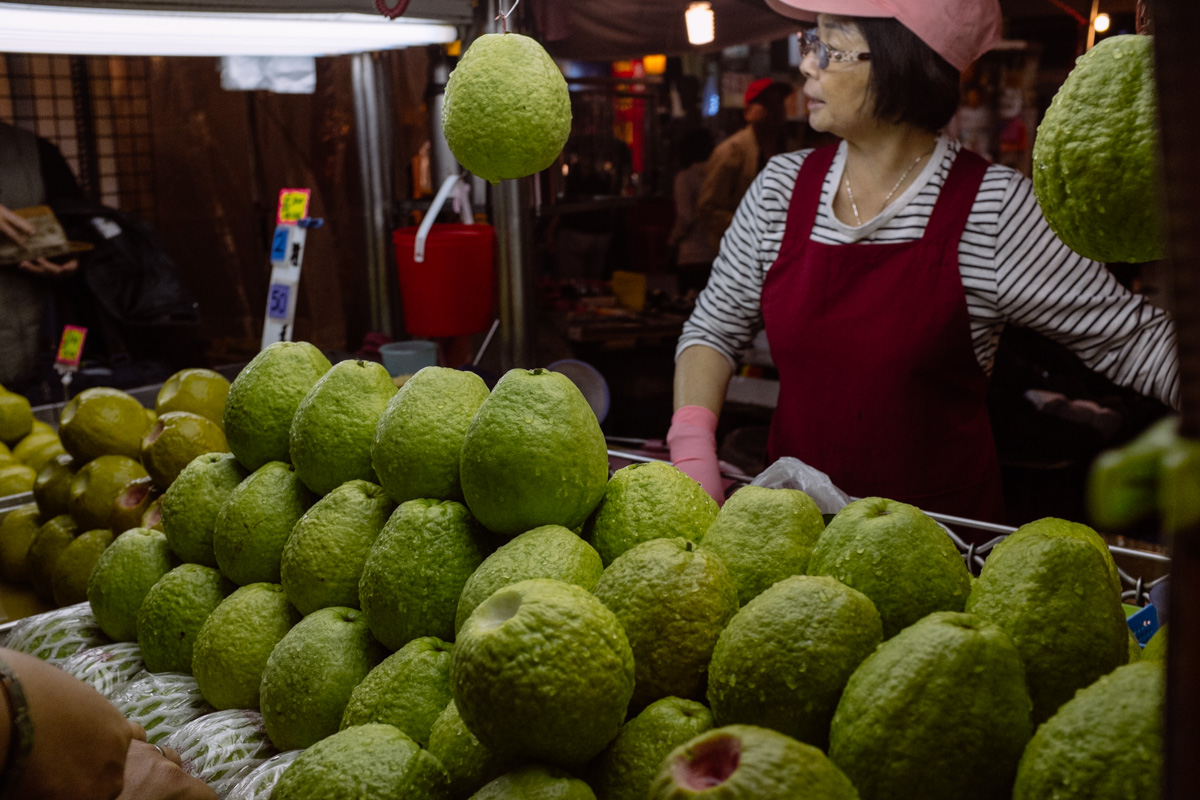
[
  {"x1": 267, "y1": 283, "x2": 291, "y2": 321},
  {"x1": 270, "y1": 227, "x2": 290, "y2": 262},
  {"x1": 56, "y1": 325, "x2": 88, "y2": 368},
  {"x1": 277, "y1": 189, "x2": 311, "y2": 226}
]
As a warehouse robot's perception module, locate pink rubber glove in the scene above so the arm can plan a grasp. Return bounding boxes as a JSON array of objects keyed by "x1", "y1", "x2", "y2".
[{"x1": 667, "y1": 405, "x2": 725, "y2": 505}]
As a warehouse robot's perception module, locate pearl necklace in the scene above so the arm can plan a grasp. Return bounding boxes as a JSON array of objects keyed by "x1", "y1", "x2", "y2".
[{"x1": 843, "y1": 147, "x2": 936, "y2": 226}]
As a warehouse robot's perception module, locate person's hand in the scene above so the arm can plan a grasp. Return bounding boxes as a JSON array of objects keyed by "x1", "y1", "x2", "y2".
[
  {"x1": 667, "y1": 405, "x2": 726, "y2": 505},
  {"x1": 116, "y1": 741, "x2": 216, "y2": 800},
  {"x1": 17, "y1": 257, "x2": 77, "y2": 277},
  {"x1": 0, "y1": 205, "x2": 34, "y2": 246},
  {"x1": 3, "y1": 648, "x2": 136, "y2": 800}
]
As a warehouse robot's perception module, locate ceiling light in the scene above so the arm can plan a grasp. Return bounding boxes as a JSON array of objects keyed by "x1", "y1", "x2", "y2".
[
  {"x1": 1094, "y1": 12, "x2": 1111, "y2": 32},
  {"x1": 0, "y1": 3, "x2": 457, "y2": 57},
  {"x1": 686, "y1": 2, "x2": 715, "y2": 47}
]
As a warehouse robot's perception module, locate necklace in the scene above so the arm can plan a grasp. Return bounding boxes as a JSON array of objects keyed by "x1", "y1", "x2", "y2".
[{"x1": 843, "y1": 147, "x2": 936, "y2": 226}]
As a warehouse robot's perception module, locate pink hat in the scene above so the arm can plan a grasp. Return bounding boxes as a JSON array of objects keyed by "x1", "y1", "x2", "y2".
[{"x1": 765, "y1": 0, "x2": 1002, "y2": 72}]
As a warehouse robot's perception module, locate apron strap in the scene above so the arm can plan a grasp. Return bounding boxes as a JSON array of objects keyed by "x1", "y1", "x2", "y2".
[
  {"x1": 782, "y1": 144, "x2": 839, "y2": 245},
  {"x1": 924, "y1": 147, "x2": 990, "y2": 240}
]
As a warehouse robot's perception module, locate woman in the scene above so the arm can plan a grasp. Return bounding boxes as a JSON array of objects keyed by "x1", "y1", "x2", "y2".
[{"x1": 668, "y1": 0, "x2": 1178, "y2": 522}]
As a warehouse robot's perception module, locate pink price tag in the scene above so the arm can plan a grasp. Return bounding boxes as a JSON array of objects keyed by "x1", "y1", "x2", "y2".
[
  {"x1": 277, "y1": 189, "x2": 311, "y2": 226},
  {"x1": 56, "y1": 325, "x2": 88, "y2": 368}
]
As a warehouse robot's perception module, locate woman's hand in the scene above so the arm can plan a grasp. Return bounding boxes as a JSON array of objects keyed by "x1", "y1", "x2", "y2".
[
  {"x1": 668, "y1": 405, "x2": 726, "y2": 505},
  {"x1": 0, "y1": 205, "x2": 34, "y2": 245},
  {"x1": 116, "y1": 741, "x2": 216, "y2": 800},
  {"x1": 18, "y1": 257, "x2": 77, "y2": 277},
  {"x1": 2, "y1": 649, "x2": 137, "y2": 800}
]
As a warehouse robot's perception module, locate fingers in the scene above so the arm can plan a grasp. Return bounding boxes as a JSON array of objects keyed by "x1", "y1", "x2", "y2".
[
  {"x1": 0, "y1": 205, "x2": 34, "y2": 244},
  {"x1": 159, "y1": 745, "x2": 182, "y2": 767},
  {"x1": 129, "y1": 721, "x2": 148, "y2": 742},
  {"x1": 16, "y1": 258, "x2": 75, "y2": 276}
]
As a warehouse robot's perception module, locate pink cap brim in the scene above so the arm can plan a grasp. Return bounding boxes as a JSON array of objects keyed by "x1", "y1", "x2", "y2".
[
  {"x1": 764, "y1": 0, "x2": 891, "y2": 23},
  {"x1": 763, "y1": 0, "x2": 1002, "y2": 72}
]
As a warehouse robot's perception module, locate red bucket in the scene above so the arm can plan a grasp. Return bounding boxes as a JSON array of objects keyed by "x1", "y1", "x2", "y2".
[{"x1": 393, "y1": 223, "x2": 495, "y2": 338}]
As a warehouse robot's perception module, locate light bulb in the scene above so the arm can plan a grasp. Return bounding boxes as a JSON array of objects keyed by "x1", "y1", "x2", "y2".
[
  {"x1": 1094, "y1": 13, "x2": 1111, "y2": 33},
  {"x1": 686, "y1": 2, "x2": 715, "y2": 46}
]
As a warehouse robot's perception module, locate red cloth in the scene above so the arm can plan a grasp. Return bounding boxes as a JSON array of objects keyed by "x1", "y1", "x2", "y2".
[
  {"x1": 760, "y1": 144, "x2": 1005, "y2": 522},
  {"x1": 667, "y1": 405, "x2": 725, "y2": 506}
]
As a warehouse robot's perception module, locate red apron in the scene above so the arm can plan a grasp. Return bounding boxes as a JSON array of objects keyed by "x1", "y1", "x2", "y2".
[{"x1": 761, "y1": 144, "x2": 1006, "y2": 522}]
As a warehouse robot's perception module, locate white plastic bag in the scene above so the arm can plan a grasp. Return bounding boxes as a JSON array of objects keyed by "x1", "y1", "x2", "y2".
[
  {"x1": 750, "y1": 457, "x2": 853, "y2": 514},
  {"x1": 112, "y1": 672, "x2": 213, "y2": 745}
]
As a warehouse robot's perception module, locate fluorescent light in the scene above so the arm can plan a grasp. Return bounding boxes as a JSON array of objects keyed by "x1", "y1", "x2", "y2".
[
  {"x1": 686, "y1": 2, "x2": 715, "y2": 46},
  {"x1": 1094, "y1": 12, "x2": 1111, "y2": 32},
  {"x1": 0, "y1": 3, "x2": 457, "y2": 57}
]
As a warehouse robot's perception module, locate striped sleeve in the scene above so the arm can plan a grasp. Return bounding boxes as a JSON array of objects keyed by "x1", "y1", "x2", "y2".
[
  {"x1": 676, "y1": 151, "x2": 808, "y2": 366},
  {"x1": 993, "y1": 171, "x2": 1180, "y2": 408}
]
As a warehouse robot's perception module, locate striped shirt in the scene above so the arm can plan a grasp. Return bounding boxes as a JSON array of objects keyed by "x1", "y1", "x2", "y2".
[{"x1": 677, "y1": 136, "x2": 1180, "y2": 409}]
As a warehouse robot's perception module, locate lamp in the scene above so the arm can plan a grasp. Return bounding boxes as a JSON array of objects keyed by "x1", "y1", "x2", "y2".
[
  {"x1": 1094, "y1": 12, "x2": 1111, "y2": 32},
  {"x1": 0, "y1": 3, "x2": 457, "y2": 57},
  {"x1": 686, "y1": 2, "x2": 715, "y2": 46}
]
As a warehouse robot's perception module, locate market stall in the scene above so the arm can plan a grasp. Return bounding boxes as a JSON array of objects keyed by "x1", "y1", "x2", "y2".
[{"x1": 0, "y1": 0, "x2": 1193, "y2": 797}]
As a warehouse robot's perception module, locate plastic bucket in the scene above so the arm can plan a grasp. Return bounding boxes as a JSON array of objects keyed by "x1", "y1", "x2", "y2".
[{"x1": 393, "y1": 223, "x2": 495, "y2": 338}]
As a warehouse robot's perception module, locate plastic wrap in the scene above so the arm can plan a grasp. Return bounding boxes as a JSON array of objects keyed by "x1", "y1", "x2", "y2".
[
  {"x1": 112, "y1": 671, "x2": 213, "y2": 745},
  {"x1": 3, "y1": 603, "x2": 108, "y2": 663},
  {"x1": 164, "y1": 709, "x2": 278, "y2": 798},
  {"x1": 224, "y1": 749, "x2": 303, "y2": 800},
  {"x1": 59, "y1": 641, "x2": 145, "y2": 699}
]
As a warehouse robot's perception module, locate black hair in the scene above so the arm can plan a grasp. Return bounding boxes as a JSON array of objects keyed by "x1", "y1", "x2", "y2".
[
  {"x1": 854, "y1": 17, "x2": 961, "y2": 133},
  {"x1": 679, "y1": 128, "x2": 715, "y2": 168}
]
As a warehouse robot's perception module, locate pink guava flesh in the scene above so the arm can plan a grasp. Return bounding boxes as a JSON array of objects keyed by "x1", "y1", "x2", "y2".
[{"x1": 673, "y1": 734, "x2": 741, "y2": 790}]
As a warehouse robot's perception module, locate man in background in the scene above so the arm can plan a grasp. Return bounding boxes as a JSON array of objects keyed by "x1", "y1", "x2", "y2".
[
  {"x1": 0, "y1": 120, "x2": 84, "y2": 388},
  {"x1": 696, "y1": 78, "x2": 794, "y2": 250}
]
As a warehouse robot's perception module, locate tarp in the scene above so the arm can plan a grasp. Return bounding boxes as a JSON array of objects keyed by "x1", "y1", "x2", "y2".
[
  {"x1": 0, "y1": 0, "x2": 473, "y2": 20},
  {"x1": 537, "y1": 0, "x2": 800, "y2": 61}
]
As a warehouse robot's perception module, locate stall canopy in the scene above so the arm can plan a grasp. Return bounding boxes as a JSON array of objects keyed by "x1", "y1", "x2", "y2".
[{"x1": 0, "y1": 0, "x2": 472, "y2": 19}]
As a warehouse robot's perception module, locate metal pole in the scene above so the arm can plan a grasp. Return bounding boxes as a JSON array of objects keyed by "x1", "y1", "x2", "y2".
[
  {"x1": 486, "y1": 0, "x2": 537, "y2": 369},
  {"x1": 428, "y1": 54, "x2": 460, "y2": 192},
  {"x1": 1086, "y1": 0, "x2": 1100, "y2": 50},
  {"x1": 352, "y1": 51, "x2": 397, "y2": 338},
  {"x1": 1152, "y1": 0, "x2": 1200, "y2": 795}
]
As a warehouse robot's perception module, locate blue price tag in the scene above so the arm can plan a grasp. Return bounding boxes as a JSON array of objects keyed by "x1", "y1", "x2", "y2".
[
  {"x1": 271, "y1": 228, "x2": 290, "y2": 262},
  {"x1": 267, "y1": 283, "x2": 291, "y2": 320}
]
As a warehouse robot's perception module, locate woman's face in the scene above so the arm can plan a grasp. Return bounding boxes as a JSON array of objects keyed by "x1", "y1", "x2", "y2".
[{"x1": 801, "y1": 15, "x2": 874, "y2": 138}]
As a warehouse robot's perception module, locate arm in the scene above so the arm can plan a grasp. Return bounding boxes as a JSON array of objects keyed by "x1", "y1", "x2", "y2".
[
  {"x1": 0, "y1": 648, "x2": 135, "y2": 800},
  {"x1": 671, "y1": 160, "x2": 781, "y2": 500},
  {"x1": 994, "y1": 173, "x2": 1179, "y2": 409}
]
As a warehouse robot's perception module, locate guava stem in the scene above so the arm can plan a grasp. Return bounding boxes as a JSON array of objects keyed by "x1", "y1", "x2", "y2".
[{"x1": 494, "y1": 0, "x2": 520, "y2": 33}]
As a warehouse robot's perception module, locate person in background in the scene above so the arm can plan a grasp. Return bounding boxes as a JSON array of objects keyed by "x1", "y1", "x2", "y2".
[
  {"x1": 668, "y1": 0, "x2": 1178, "y2": 522},
  {"x1": 0, "y1": 120, "x2": 84, "y2": 390},
  {"x1": 668, "y1": 128, "x2": 718, "y2": 295},
  {"x1": 695, "y1": 78, "x2": 795, "y2": 251},
  {"x1": 0, "y1": 648, "x2": 215, "y2": 799}
]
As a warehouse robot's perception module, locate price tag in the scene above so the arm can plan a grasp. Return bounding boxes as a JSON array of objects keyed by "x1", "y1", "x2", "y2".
[
  {"x1": 270, "y1": 227, "x2": 290, "y2": 262},
  {"x1": 267, "y1": 284, "x2": 291, "y2": 321},
  {"x1": 277, "y1": 189, "x2": 311, "y2": 226},
  {"x1": 56, "y1": 325, "x2": 88, "y2": 368}
]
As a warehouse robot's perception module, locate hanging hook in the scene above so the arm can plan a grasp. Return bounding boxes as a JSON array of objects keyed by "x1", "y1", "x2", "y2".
[
  {"x1": 495, "y1": 0, "x2": 521, "y2": 33},
  {"x1": 374, "y1": 0, "x2": 411, "y2": 20}
]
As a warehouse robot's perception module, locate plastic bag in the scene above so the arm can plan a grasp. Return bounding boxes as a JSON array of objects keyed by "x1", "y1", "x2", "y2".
[
  {"x1": 225, "y1": 750, "x2": 303, "y2": 800},
  {"x1": 59, "y1": 641, "x2": 145, "y2": 699},
  {"x1": 2, "y1": 603, "x2": 108, "y2": 663},
  {"x1": 112, "y1": 672, "x2": 213, "y2": 745},
  {"x1": 750, "y1": 457, "x2": 853, "y2": 514}
]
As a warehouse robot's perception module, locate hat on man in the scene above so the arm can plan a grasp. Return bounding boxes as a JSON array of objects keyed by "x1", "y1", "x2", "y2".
[
  {"x1": 744, "y1": 77, "x2": 795, "y2": 106},
  {"x1": 764, "y1": 0, "x2": 1002, "y2": 72}
]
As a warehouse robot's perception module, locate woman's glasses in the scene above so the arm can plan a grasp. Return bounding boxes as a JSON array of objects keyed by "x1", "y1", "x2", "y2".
[{"x1": 801, "y1": 29, "x2": 871, "y2": 70}]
